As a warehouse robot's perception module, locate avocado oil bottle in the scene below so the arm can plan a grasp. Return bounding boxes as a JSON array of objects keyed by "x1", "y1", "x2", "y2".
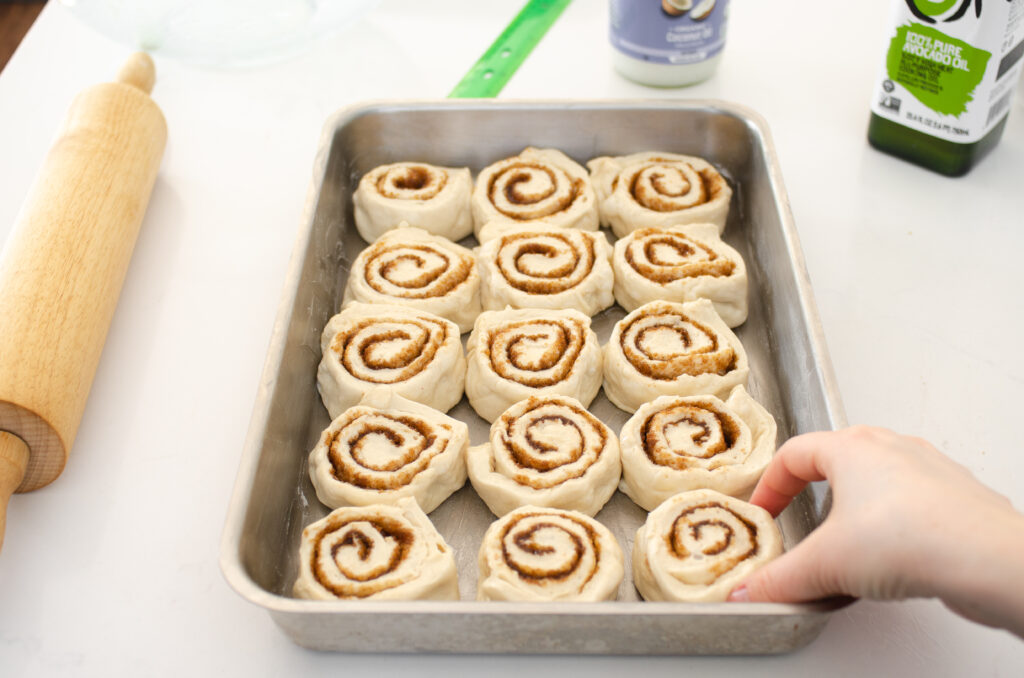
[{"x1": 868, "y1": 0, "x2": 1024, "y2": 176}]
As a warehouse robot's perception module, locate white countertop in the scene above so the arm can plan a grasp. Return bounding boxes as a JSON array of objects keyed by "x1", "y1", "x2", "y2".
[{"x1": 1, "y1": 0, "x2": 1022, "y2": 674}]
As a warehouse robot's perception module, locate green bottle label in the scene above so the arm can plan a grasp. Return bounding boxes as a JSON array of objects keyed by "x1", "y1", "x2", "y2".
[
  {"x1": 870, "y1": 0, "x2": 1024, "y2": 144},
  {"x1": 886, "y1": 23, "x2": 990, "y2": 116}
]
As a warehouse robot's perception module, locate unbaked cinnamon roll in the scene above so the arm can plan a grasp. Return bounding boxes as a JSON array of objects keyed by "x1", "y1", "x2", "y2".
[
  {"x1": 472, "y1": 147, "x2": 599, "y2": 242},
  {"x1": 293, "y1": 497, "x2": 459, "y2": 601},
  {"x1": 307, "y1": 390, "x2": 468, "y2": 514},
  {"x1": 353, "y1": 162, "x2": 473, "y2": 242},
  {"x1": 603, "y1": 299, "x2": 749, "y2": 413},
  {"x1": 613, "y1": 223, "x2": 748, "y2": 326},
  {"x1": 343, "y1": 226, "x2": 481, "y2": 333},
  {"x1": 467, "y1": 395, "x2": 621, "y2": 517},
  {"x1": 619, "y1": 386, "x2": 776, "y2": 510},
  {"x1": 632, "y1": 489, "x2": 783, "y2": 602},
  {"x1": 477, "y1": 506, "x2": 624, "y2": 601},
  {"x1": 317, "y1": 303, "x2": 466, "y2": 419},
  {"x1": 465, "y1": 307, "x2": 603, "y2": 422},
  {"x1": 477, "y1": 224, "x2": 615, "y2": 316},
  {"x1": 587, "y1": 152, "x2": 732, "y2": 238}
]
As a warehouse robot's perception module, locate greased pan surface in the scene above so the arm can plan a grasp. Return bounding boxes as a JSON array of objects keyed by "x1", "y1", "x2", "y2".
[{"x1": 220, "y1": 100, "x2": 849, "y2": 654}]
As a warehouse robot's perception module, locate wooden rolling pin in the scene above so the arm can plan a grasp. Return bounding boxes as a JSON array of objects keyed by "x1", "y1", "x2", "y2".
[{"x1": 0, "y1": 53, "x2": 167, "y2": 550}]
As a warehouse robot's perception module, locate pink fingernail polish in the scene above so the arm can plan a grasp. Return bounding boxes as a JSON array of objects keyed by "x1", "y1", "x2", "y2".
[{"x1": 728, "y1": 585, "x2": 750, "y2": 602}]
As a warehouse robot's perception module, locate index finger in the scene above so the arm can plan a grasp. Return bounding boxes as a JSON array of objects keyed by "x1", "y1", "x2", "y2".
[{"x1": 750, "y1": 430, "x2": 840, "y2": 516}]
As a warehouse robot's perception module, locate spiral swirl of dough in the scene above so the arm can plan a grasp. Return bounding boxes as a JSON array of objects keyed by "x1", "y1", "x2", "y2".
[
  {"x1": 587, "y1": 152, "x2": 732, "y2": 238},
  {"x1": 361, "y1": 242, "x2": 471, "y2": 300},
  {"x1": 490, "y1": 163, "x2": 578, "y2": 221},
  {"x1": 472, "y1": 148, "x2": 598, "y2": 242},
  {"x1": 374, "y1": 164, "x2": 448, "y2": 201},
  {"x1": 619, "y1": 388, "x2": 776, "y2": 510},
  {"x1": 293, "y1": 498, "x2": 459, "y2": 601},
  {"x1": 333, "y1": 315, "x2": 448, "y2": 384},
  {"x1": 493, "y1": 229, "x2": 598, "y2": 295},
  {"x1": 308, "y1": 391, "x2": 468, "y2": 513},
  {"x1": 613, "y1": 223, "x2": 748, "y2": 325},
  {"x1": 490, "y1": 320, "x2": 586, "y2": 386},
  {"x1": 632, "y1": 489, "x2": 783, "y2": 602},
  {"x1": 321, "y1": 414, "x2": 449, "y2": 491},
  {"x1": 353, "y1": 162, "x2": 473, "y2": 242},
  {"x1": 478, "y1": 226, "x2": 614, "y2": 316},
  {"x1": 466, "y1": 308, "x2": 603, "y2": 422},
  {"x1": 643, "y1": 398, "x2": 746, "y2": 469},
  {"x1": 630, "y1": 161, "x2": 712, "y2": 212},
  {"x1": 602, "y1": 299, "x2": 749, "y2": 413},
  {"x1": 623, "y1": 228, "x2": 735, "y2": 282},
  {"x1": 467, "y1": 395, "x2": 621, "y2": 517},
  {"x1": 317, "y1": 304, "x2": 466, "y2": 419},
  {"x1": 617, "y1": 303, "x2": 735, "y2": 379},
  {"x1": 343, "y1": 226, "x2": 481, "y2": 332},
  {"x1": 477, "y1": 506, "x2": 624, "y2": 601}
]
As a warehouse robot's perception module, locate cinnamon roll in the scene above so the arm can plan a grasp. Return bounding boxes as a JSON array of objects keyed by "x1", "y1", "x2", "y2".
[
  {"x1": 317, "y1": 303, "x2": 466, "y2": 419},
  {"x1": 342, "y1": 226, "x2": 481, "y2": 333},
  {"x1": 587, "y1": 152, "x2": 732, "y2": 238},
  {"x1": 293, "y1": 497, "x2": 459, "y2": 601},
  {"x1": 632, "y1": 489, "x2": 783, "y2": 602},
  {"x1": 477, "y1": 225, "x2": 615, "y2": 316},
  {"x1": 619, "y1": 387, "x2": 777, "y2": 511},
  {"x1": 472, "y1": 147, "x2": 599, "y2": 243},
  {"x1": 612, "y1": 223, "x2": 748, "y2": 327},
  {"x1": 467, "y1": 395, "x2": 621, "y2": 517},
  {"x1": 353, "y1": 162, "x2": 473, "y2": 242},
  {"x1": 602, "y1": 299, "x2": 749, "y2": 413},
  {"x1": 307, "y1": 390, "x2": 469, "y2": 514},
  {"x1": 477, "y1": 506, "x2": 624, "y2": 601},
  {"x1": 465, "y1": 307, "x2": 603, "y2": 422}
]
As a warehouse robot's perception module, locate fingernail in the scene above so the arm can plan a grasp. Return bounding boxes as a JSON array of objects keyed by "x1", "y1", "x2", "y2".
[{"x1": 727, "y1": 585, "x2": 749, "y2": 602}]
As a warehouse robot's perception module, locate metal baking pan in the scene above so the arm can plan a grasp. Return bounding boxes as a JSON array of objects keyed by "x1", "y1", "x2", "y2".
[{"x1": 220, "y1": 100, "x2": 849, "y2": 654}]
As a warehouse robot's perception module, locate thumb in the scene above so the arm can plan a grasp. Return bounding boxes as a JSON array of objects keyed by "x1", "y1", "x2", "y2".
[{"x1": 729, "y1": 524, "x2": 842, "y2": 603}]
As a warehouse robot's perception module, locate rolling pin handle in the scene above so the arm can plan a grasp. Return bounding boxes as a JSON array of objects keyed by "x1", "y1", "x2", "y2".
[
  {"x1": 0, "y1": 433, "x2": 30, "y2": 552},
  {"x1": 117, "y1": 52, "x2": 157, "y2": 95}
]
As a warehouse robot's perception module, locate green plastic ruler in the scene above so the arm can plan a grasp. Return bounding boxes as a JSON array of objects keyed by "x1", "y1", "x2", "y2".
[{"x1": 448, "y1": 0, "x2": 573, "y2": 98}]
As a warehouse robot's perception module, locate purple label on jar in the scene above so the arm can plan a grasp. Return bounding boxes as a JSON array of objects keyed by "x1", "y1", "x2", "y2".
[{"x1": 610, "y1": 0, "x2": 730, "y2": 65}]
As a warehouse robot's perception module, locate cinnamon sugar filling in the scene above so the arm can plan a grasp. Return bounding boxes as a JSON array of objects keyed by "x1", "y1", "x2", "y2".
[
  {"x1": 499, "y1": 513, "x2": 602, "y2": 591},
  {"x1": 310, "y1": 514, "x2": 415, "y2": 597}
]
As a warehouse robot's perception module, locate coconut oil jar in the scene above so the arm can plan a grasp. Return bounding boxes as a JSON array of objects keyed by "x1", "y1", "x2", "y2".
[{"x1": 609, "y1": 0, "x2": 730, "y2": 87}]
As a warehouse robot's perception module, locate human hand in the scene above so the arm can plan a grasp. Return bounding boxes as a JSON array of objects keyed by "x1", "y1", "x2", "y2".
[{"x1": 728, "y1": 426, "x2": 1024, "y2": 638}]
